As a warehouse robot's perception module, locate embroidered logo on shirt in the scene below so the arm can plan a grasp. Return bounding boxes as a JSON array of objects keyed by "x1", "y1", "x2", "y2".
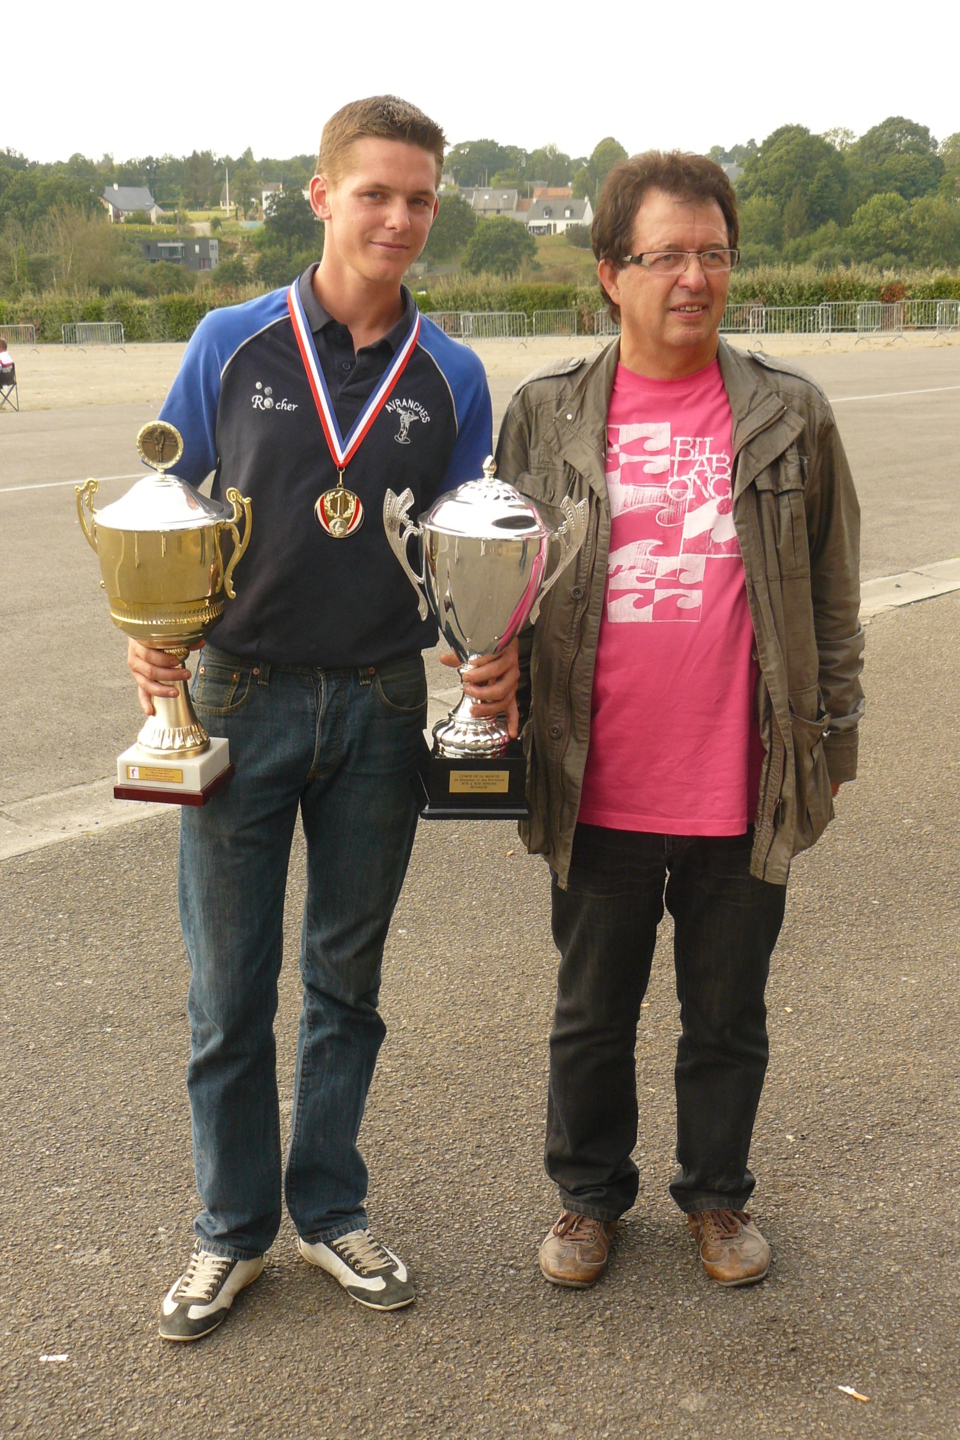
[
  {"x1": 251, "y1": 381, "x2": 298, "y2": 413},
  {"x1": 385, "y1": 397, "x2": 430, "y2": 445},
  {"x1": 605, "y1": 423, "x2": 738, "y2": 623}
]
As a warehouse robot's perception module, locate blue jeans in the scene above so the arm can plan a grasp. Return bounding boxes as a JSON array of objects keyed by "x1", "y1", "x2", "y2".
[
  {"x1": 547, "y1": 825, "x2": 787, "y2": 1221},
  {"x1": 178, "y1": 644, "x2": 426, "y2": 1259}
]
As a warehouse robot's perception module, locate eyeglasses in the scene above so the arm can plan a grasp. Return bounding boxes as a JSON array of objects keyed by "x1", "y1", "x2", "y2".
[{"x1": 621, "y1": 249, "x2": 740, "y2": 274}]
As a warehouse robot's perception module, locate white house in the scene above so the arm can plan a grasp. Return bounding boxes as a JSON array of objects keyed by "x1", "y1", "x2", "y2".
[
  {"x1": 526, "y1": 196, "x2": 593, "y2": 236},
  {"x1": 261, "y1": 183, "x2": 283, "y2": 214},
  {"x1": 101, "y1": 185, "x2": 162, "y2": 224}
]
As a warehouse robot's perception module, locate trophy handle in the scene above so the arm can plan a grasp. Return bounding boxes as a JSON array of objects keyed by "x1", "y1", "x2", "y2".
[
  {"x1": 529, "y1": 495, "x2": 589, "y2": 623},
  {"x1": 221, "y1": 488, "x2": 253, "y2": 600},
  {"x1": 383, "y1": 488, "x2": 429, "y2": 622},
  {"x1": 75, "y1": 478, "x2": 99, "y2": 552}
]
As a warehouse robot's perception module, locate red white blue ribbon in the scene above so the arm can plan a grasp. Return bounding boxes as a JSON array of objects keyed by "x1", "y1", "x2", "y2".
[{"x1": 287, "y1": 281, "x2": 421, "y2": 472}]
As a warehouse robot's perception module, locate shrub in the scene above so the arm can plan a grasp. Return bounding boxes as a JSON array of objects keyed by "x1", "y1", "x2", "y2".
[
  {"x1": 213, "y1": 257, "x2": 250, "y2": 288},
  {"x1": 564, "y1": 224, "x2": 592, "y2": 250},
  {"x1": 461, "y1": 218, "x2": 538, "y2": 278}
]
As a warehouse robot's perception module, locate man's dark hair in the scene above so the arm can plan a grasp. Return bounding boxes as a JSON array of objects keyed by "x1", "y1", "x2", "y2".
[{"x1": 592, "y1": 151, "x2": 739, "y2": 320}]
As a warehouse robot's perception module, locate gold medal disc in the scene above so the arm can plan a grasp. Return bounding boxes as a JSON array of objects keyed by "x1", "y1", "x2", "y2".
[{"x1": 316, "y1": 483, "x2": 363, "y2": 538}]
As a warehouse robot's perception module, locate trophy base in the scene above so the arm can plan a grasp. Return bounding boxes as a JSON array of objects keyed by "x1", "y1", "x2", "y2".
[
  {"x1": 418, "y1": 745, "x2": 528, "y2": 821},
  {"x1": 114, "y1": 736, "x2": 234, "y2": 806}
]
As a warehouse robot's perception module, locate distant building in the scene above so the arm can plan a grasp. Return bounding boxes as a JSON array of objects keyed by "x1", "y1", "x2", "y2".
[
  {"x1": 102, "y1": 185, "x2": 162, "y2": 224},
  {"x1": 142, "y1": 238, "x2": 219, "y2": 271},
  {"x1": 720, "y1": 162, "x2": 743, "y2": 185},
  {"x1": 526, "y1": 196, "x2": 593, "y2": 236},
  {"x1": 532, "y1": 186, "x2": 573, "y2": 201},
  {"x1": 459, "y1": 188, "x2": 520, "y2": 217},
  {"x1": 218, "y1": 181, "x2": 283, "y2": 216},
  {"x1": 261, "y1": 183, "x2": 283, "y2": 214}
]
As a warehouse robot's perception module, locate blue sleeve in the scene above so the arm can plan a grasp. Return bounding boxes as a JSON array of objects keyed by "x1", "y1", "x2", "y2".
[
  {"x1": 418, "y1": 320, "x2": 493, "y2": 491},
  {"x1": 442, "y1": 360, "x2": 492, "y2": 488},
  {"x1": 158, "y1": 312, "x2": 223, "y2": 484},
  {"x1": 158, "y1": 288, "x2": 290, "y2": 485}
]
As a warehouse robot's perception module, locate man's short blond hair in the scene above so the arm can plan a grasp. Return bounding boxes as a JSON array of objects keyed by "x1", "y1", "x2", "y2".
[{"x1": 317, "y1": 95, "x2": 446, "y2": 187}]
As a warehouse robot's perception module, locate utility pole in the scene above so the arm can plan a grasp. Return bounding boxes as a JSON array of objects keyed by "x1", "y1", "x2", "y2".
[{"x1": 225, "y1": 166, "x2": 230, "y2": 212}]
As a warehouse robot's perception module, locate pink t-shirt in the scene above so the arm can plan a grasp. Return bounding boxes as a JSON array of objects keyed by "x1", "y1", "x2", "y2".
[{"x1": 577, "y1": 359, "x2": 762, "y2": 836}]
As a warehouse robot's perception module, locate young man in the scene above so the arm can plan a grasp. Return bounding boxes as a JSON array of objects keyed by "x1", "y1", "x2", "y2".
[
  {"x1": 128, "y1": 95, "x2": 518, "y2": 1341},
  {"x1": 496, "y1": 152, "x2": 863, "y2": 1289}
]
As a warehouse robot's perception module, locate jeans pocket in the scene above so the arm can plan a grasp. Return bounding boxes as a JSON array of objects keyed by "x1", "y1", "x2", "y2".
[
  {"x1": 192, "y1": 657, "x2": 255, "y2": 715},
  {"x1": 372, "y1": 654, "x2": 427, "y2": 715}
]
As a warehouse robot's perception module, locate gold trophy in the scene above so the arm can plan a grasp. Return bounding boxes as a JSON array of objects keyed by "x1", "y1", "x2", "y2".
[{"x1": 76, "y1": 420, "x2": 252, "y2": 805}]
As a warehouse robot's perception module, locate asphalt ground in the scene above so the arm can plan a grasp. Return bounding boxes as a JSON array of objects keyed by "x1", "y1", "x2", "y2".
[
  {"x1": 2, "y1": 345, "x2": 957, "y2": 811},
  {"x1": 1, "y1": 344, "x2": 959, "y2": 1437},
  {"x1": 2, "y1": 592, "x2": 959, "y2": 1439}
]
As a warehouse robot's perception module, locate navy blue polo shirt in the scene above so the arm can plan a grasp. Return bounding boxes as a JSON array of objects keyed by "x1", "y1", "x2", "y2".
[{"x1": 159, "y1": 268, "x2": 492, "y2": 667}]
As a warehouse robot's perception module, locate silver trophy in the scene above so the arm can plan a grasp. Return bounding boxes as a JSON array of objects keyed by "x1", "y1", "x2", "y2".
[{"x1": 384, "y1": 457, "x2": 587, "y2": 817}]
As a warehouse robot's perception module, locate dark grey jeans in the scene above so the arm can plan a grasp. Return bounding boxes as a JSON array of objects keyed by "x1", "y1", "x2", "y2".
[{"x1": 547, "y1": 824, "x2": 786, "y2": 1220}]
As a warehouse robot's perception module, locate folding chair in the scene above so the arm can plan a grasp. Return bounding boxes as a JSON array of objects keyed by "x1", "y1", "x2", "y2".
[{"x1": 0, "y1": 362, "x2": 19, "y2": 412}]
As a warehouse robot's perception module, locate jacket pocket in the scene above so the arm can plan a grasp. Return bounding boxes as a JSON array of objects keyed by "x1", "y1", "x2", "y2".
[
  {"x1": 754, "y1": 446, "x2": 809, "y2": 579},
  {"x1": 789, "y1": 708, "x2": 832, "y2": 851},
  {"x1": 192, "y1": 658, "x2": 255, "y2": 715}
]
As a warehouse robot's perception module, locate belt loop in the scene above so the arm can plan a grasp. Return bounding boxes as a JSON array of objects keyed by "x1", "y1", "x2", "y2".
[
  {"x1": 257, "y1": 661, "x2": 271, "y2": 686},
  {"x1": 360, "y1": 664, "x2": 376, "y2": 687}
]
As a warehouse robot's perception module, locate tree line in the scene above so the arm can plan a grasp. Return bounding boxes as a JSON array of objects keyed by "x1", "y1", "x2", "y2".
[
  {"x1": 731, "y1": 119, "x2": 960, "y2": 268},
  {"x1": 0, "y1": 147, "x2": 315, "y2": 222},
  {"x1": 1, "y1": 114, "x2": 959, "y2": 299}
]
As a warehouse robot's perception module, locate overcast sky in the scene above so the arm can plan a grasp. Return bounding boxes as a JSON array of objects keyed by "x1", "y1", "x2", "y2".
[{"x1": 6, "y1": 0, "x2": 959, "y2": 165}]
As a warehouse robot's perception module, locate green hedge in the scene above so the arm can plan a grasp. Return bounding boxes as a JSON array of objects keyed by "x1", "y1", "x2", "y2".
[
  {"x1": 727, "y1": 264, "x2": 960, "y2": 305},
  {"x1": 0, "y1": 285, "x2": 264, "y2": 342},
  {"x1": 415, "y1": 276, "x2": 582, "y2": 317},
  {"x1": 4, "y1": 266, "x2": 960, "y2": 343}
]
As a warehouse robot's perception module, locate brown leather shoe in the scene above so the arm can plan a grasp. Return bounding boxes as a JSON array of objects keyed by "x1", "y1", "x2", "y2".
[
  {"x1": 539, "y1": 1211, "x2": 617, "y2": 1289},
  {"x1": 687, "y1": 1209, "x2": 770, "y2": 1286}
]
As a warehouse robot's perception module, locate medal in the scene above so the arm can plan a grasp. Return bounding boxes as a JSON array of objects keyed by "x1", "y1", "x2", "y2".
[
  {"x1": 287, "y1": 282, "x2": 420, "y2": 539},
  {"x1": 316, "y1": 472, "x2": 363, "y2": 537}
]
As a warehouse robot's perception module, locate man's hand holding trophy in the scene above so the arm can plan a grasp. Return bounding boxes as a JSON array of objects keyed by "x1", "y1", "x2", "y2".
[
  {"x1": 384, "y1": 456, "x2": 586, "y2": 819},
  {"x1": 77, "y1": 420, "x2": 252, "y2": 804}
]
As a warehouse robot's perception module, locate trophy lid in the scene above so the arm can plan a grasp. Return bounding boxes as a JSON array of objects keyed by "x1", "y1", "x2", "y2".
[
  {"x1": 92, "y1": 476, "x2": 233, "y2": 532},
  {"x1": 92, "y1": 419, "x2": 232, "y2": 532},
  {"x1": 422, "y1": 457, "x2": 548, "y2": 542}
]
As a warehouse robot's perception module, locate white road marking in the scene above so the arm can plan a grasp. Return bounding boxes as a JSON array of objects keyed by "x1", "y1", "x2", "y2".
[
  {"x1": 0, "y1": 472, "x2": 141, "y2": 495},
  {"x1": 860, "y1": 557, "x2": 960, "y2": 620},
  {"x1": 0, "y1": 778, "x2": 171, "y2": 862},
  {"x1": 831, "y1": 384, "x2": 960, "y2": 404},
  {"x1": 2, "y1": 568, "x2": 959, "y2": 861}
]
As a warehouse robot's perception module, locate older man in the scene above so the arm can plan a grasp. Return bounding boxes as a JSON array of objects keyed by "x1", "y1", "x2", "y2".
[{"x1": 496, "y1": 151, "x2": 863, "y2": 1289}]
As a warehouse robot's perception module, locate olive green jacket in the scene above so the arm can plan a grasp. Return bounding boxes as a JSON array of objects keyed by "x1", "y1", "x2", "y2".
[{"x1": 494, "y1": 338, "x2": 864, "y2": 888}]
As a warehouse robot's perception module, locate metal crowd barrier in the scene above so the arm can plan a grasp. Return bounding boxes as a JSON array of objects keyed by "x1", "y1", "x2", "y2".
[
  {"x1": 532, "y1": 309, "x2": 579, "y2": 338},
  {"x1": 854, "y1": 301, "x2": 904, "y2": 340},
  {"x1": 0, "y1": 322, "x2": 38, "y2": 350},
  {"x1": 424, "y1": 311, "x2": 463, "y2": 337},
  {"x1": 720, "y1": 304, "x2": 766, "y2": 334},
  {"x1": 935, "y1": 299, "x2": 960, "y2": 332},
  {"x1": 460, "y1": 311, "x2": 528, "y2": 340},
  {"x1": 423, "y1": 299, "x2": 958, "y2": 345},
  {"x1": 62, "y1": 321, "x2": 126, "y2": 350},
  {"x1": 718, "y1": 301, "x2": 917, "y2": 340}
]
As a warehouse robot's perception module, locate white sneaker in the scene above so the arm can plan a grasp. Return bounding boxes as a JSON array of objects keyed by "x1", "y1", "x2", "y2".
[
  {"x1": 159, "y1": 1242, "x2": 264, "y2": 1341},
  {"x1": 298, "y1": 1228, "x2": 415, "y2": 1310}
]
